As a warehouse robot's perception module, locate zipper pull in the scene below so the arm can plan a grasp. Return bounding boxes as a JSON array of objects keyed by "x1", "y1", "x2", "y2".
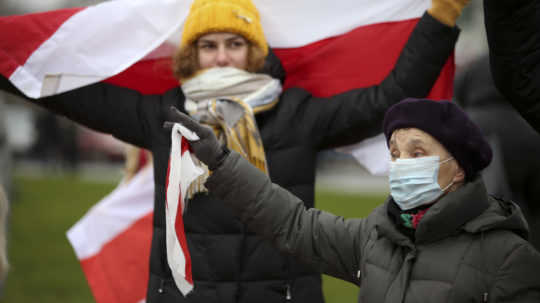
[
  {"x1": 482, "y1": 292, "x2": 488, "y2": 302},
  {"x1": 285, "y1": 283, "x2": 292, "y2": 301},
  {"x1": 158, "y1": 279, "x2": 165, "y2": 294}
]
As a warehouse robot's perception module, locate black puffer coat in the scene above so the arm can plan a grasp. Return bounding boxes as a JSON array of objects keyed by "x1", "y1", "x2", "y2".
[
  {"x1": 484, "y1": 0, "x2": 540, "y2": 133},
  {"x1": 1, "y1": 12, "x2": 458, "y2": 303}
]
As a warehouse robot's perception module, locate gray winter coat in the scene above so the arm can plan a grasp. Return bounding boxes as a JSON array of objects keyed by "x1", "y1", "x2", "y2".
[{"x1": 207, "y1": 152, "x2": 540, "y2": 303}]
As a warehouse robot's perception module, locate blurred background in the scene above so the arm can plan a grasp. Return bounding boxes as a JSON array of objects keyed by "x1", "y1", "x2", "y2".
[{"x1": 3, "y1": 1, "x2": 535, "y2": 303}]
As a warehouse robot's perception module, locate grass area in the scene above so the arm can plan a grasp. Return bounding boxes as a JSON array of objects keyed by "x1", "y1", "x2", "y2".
[
  {"x1": 3, "y1": 174, "x2": 116, "y2": 303},
  {"x1": 2, "y1": 173, "x2": 385, "y2": 303}
]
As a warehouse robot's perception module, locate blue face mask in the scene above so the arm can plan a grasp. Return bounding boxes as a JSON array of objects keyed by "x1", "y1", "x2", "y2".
[{"x1": 389, "y1": 156, "x2": 454, "y2": 211}]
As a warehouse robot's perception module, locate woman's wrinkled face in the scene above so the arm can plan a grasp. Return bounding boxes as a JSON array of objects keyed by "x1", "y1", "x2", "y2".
[
  {"x1": 197, "y1": 32, "x2": 249, "y2": 70},
  {"x1": 389, "y1": 128, "x2": 464, "y2": 189}
]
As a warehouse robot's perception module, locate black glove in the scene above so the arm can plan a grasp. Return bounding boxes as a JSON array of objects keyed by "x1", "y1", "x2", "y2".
[{"x1": 164, "y1": 106, "x2": 229, "y2": 170}]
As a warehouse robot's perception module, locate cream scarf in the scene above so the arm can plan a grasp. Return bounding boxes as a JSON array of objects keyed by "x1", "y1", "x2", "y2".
[{"x1": 182, "y1": 67, "x2": 282, "y2": 198}]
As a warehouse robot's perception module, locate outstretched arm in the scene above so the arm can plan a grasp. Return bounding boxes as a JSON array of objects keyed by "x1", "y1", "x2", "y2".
[
  {"x1": 164, "y1": 107, "x2": 367, "y2": 284},
  {"x1": 208, "y1": 151, "x2": 365, "y2": 284},
  {"x1": 0, "y1": 74, "x2": 165, "y2": 149},
  {"x1": 300, "y1": 1, "x2": 463, "y2": 149}
]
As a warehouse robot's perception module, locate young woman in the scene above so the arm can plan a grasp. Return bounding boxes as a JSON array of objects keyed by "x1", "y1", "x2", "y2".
[{"x1": 0, "y1": 0, "x2": 466, "y2": 301}]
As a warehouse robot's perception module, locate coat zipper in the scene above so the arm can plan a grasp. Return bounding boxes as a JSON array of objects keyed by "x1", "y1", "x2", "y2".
[
  {"x1": 285, "y1": 283, "x2": 292, "y2": 301},
  {"x1": 158, "y1": 279, "x2": 165, "y2": 294}
]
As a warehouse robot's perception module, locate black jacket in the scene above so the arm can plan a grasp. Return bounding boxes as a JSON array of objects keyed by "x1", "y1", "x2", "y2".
[
  {"x1": 484, "y1": 0, "x2": 540, "y2": 133},
  {"x1": 455, "y1": 55, "x2": 540, "y2": 251},
  {"x1": 1, "y1": 12, "x2": 458, "y2": 303}
]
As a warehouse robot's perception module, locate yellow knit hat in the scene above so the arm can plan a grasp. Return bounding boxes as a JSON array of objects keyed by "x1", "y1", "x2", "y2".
[{"x1": 181, "y1": 0, "x2": 268, "y2": 56}]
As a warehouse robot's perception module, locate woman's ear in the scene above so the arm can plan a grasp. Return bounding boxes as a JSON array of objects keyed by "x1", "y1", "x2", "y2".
[{"x1": 453, "y1": 165, "x2": 465, "y2": 184}]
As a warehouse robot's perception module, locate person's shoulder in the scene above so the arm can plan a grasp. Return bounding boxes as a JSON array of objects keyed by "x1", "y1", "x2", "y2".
[
  {"x1": 263, "y1": 86, "x2": 312, "y2": 117},
  {"x1": 477, "y1": 225, "x2": 539, "y2": 269},
  {"x1": 280, "y1": 86, "x2": 311, "y2": 101},
  {"x1": 160, "y1": 86, "x2": 185, "y2": 107}
]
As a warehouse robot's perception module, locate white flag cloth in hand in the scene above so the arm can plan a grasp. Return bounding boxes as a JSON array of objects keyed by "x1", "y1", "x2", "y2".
[{"x1": 165, "y1": 124, "x2": 204, "y2": 296}]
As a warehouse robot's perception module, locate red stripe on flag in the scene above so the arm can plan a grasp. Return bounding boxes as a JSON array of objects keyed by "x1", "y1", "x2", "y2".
[
  {"x1": 0, "y1": 8, "x2": 84, "y2": 78},
  {"x1": 104, "y1": 58, "x2": 178, "y2": 95},
  {"x1": 79, "y1": 212, "x2": 153, "y2": 303},
  {"x1": 181, "y1": 137, "x2": 191, "y2": 156},
  {"x1": 174, "y1": 184, "x2": 193, "y2": 285},
  {"x1": 275, "y1": 18, "x2": 453, "y2": 99},
  {"x1": 104, "y1": 18, "x2": 453, "y2": 100}
]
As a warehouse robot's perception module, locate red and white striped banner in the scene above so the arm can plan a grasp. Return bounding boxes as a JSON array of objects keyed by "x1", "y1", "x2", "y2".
[{"x1": 67, "y1": 166, "x2": 154, "y2": 303}]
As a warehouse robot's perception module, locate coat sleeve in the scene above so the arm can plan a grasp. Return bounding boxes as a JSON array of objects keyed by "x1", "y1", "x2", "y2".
[
  {"x1": 0, "y1": 75, "x2": 165, "y2": 149},
  {"x1": 490, "y1": 242, "x2": 540, "y2": 302},
  {"x1": 483, "y1": 0, "x2": 540, "y2": 134},
  {"x1": 297, "y1": 12, "x2": 459, "y2": 149},
  {"x1": 206, "y1": 151, "x2": 366, "y2": 284}
]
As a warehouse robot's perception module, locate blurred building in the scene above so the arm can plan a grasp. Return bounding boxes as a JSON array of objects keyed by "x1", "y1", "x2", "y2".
[{"x1": 1, "y1": 0, "x2": 126, "y2": 174}]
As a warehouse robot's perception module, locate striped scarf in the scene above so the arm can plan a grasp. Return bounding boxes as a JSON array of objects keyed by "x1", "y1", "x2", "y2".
[{"x1": 182, "y1": 67, "x2": 282, "y2": 198}]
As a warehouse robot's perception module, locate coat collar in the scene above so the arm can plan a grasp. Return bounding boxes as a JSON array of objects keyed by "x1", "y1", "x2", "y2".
[
  {"x1": 375, "y1": 177, "x2": 491, "y2": 245},
  {"x1": 414, "y1": 177, "x2": 490, "y2": 243}
]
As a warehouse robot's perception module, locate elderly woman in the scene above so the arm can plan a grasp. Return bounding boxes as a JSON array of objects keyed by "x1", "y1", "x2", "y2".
[
  {"x1": 170, "y1": 98, "x2": 540, "y2": 302},
  {"x1": 1, "y1": 0, "x2": 467, "y2": 301}
]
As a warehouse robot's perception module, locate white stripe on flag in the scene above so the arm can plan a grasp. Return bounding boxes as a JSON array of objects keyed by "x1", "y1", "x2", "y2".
[
  {"x1": 11, "y1": 0, "x2": 191, "y2": 98},
  {"x1": 257, "y1": 0, "x2": 429, "y2": 47}
]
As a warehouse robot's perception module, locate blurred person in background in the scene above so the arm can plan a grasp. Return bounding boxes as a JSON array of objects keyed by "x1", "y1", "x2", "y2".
[
  {"x1": 0, "y1": 98, "x2": 11, "y2": 196},
  {"x1": 166, "y1": 98, "x2": 540, "y2": 302},
  {"x1": 29, "y1": 110, "x2": 80, "y2": 172},
  {"x1": 483, "y1": 0, "x2": 540, "y2": 132},
  {"x1": 455, "y1": 55, "x2": 540, "y2": 251},
  {"x1": 122, "y1": 144, "x2": 152, "y2": 183},
  {"x1": 0, "y1": 97, "x2": 9, "y2": 297},
  {"x1": 0, "y1": 0, "x2": 467, "y2": 301},
  {"x1": 0, "y1": 186, "x2": 9, "y2": 283}
]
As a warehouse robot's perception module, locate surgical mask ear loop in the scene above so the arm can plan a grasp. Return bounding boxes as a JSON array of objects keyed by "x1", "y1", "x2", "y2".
[
  {"x1": 441, "y1": 180, "x2": 454, "y2": 192},
  {"x1": 439, "y1": 157, "x2": 455, "y2": 193}
]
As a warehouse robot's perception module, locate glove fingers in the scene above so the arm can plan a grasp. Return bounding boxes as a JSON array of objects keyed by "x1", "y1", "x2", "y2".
[
  {"x1": 166, "y1": 106, "x2": 202, "y2": 132},
  {"x1": 163, "y1": 121, "x2": 175, "y2": 130}
]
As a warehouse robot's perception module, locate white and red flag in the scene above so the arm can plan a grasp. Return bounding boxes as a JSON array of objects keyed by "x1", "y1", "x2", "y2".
[
  {"x1": 164, "y1": 124, "x2": 203, "y2": 296},
  {"x1": 1, "y1": 0, "x2": 455, "y2": 302},
  {"x1": 66, "y1": 165, "x2": 154, "y2": 303}
]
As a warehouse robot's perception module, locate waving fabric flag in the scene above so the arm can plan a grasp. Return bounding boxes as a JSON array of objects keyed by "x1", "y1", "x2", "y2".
[
  {"x1": 66, "y1": 166, "x2": 154, "y2": 303},
  {"x1": 164, "y1": 124, "x2": 203, "y2": 296},
  {"x1": 1, "y1": 0, "x2": 455, "y2": 302}
]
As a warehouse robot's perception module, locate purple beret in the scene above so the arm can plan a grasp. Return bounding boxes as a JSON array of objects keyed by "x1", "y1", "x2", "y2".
[{"x1": 383, "y1": 98, "x2": 492, "y2": 181}]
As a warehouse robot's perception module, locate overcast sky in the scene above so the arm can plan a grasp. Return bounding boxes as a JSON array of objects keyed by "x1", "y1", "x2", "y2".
[{"x1": 0, "y1": 0, "x2": 105, "y2": 15}]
